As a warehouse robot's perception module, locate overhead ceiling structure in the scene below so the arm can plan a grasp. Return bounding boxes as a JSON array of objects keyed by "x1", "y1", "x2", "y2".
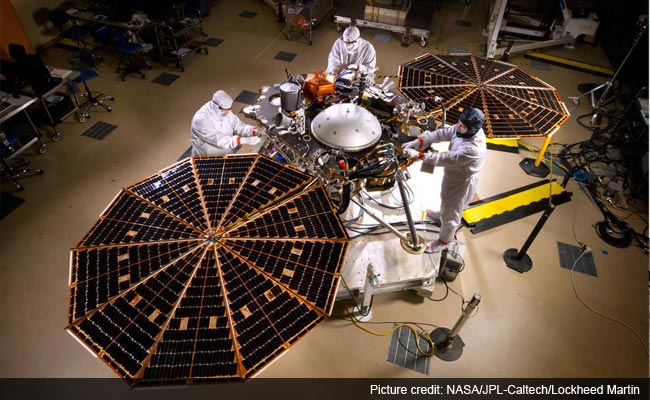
[
  {"x1": 66, "y1": 154, "x2": 349, "y2": 386},
  {"x1": 397, "y1": 53, "x2": 570, "y2": 139}
]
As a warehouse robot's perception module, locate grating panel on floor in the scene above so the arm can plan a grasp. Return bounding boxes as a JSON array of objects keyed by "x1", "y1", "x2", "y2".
[
  {"x1": 81, "y1": 121, "x2": 117, "y2": 140},
  {"x1": 530, "y1": 60, "x2": 552, "y2": 71},
  {"x1": 151, "y1": 72, "x2": 180, "y2": 86},
  {"x1": 557, "y1": 241, "x2": 597, "y2": 277},
  {"x1": 205, "y1": 37, "x2": 224, "y2": 47},
  {"x1": 455, "y1": 19, "x2": 471, "y2": 27},
  {"x1": 274, "y1": 51, "x2": 297, "y2": 62},
  {"x1": 234, "y1": 90, "x2": 259, "y2": 105},
  {"x1": 387, "y1": 325, "x2": 430, "y2": 375},
  {"x1": 373, "y1": 33, "x2": 391, "y2": 42},
  {"x1": 448, "y1": 45, "x2": 468, "y2": 54},
  {"x1": 239, "y1": 11, "x2": 257, "y2": 18}
]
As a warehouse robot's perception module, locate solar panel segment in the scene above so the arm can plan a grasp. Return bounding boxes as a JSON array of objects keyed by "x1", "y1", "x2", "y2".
[{"x1": 68, "y1": 155, "x2": 349, "y2": 385}]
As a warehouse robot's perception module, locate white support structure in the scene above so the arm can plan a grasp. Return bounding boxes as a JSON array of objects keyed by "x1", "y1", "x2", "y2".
[
  {"x1": 485, "y1": 0, "x2": 508, "y2": 59},
  {"x1": 484, "y1": 0, "x2": 597, "y2": 59}
]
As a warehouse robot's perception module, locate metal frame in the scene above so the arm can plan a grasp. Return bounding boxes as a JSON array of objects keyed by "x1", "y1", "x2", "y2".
[{"x1": 484, "y1": 0, "x2": 577, "y2": 59}]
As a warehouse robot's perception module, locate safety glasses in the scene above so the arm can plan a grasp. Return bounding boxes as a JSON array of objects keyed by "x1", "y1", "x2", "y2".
[{"x1": 212, "y1": 100, "x2": 231, "y2": 111}]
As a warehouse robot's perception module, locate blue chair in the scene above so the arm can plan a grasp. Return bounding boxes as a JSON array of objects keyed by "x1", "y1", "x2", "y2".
[
  {"x1": 112, "y1": 31, "x2": 147, "y2": 81},
  {"x1": 49, "y1": 9, "x2": 91, "y2": 48},
  {"x1": 70, "y1": 49, "x2": 113, "y2": 122}
]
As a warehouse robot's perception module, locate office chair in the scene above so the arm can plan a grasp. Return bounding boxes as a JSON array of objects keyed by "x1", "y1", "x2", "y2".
[
  {"x1": 9, "y1": 43, "x2": 67, "y2": 141},
  {"x1": 112, "y1": 31, "x2": 147, "y2": 81},
  {"x1": 0, "y1": 59, "x2": 28, "y2": 94},
  {"x1": 0, "y1": 132, "x2": 44, "y2": 192},
  {"x1": 69, "y1": 49, "x2": 113, "y2": 122},
  {"x1": 48, "y1": 9, "x2": 91, "y2": 48},
  {"x1": 8, "y1": 42, "x2": 27, "y2": 63},
  {"x1": 8, "y1": 43, "x2": 62, "y2": 96}
]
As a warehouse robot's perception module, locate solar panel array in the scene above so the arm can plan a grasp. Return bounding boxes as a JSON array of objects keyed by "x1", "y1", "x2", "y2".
[
  {"x1": 398, "y1": 53, "x2": 570, "y2": 138},
  {"x1": 68, "y1": 155, "x2": 349, "y2": 386}
]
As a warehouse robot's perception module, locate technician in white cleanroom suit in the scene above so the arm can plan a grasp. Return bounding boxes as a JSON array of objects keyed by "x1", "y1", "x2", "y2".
[
  {"x1": 326, "y1": 26, "x2": 376, "y2": 78},
  {"x1": 190, "y1": 90, "x2": 262, "y2": 156},
  {"x1": 402, "y1": 108, "x2": 487, "y2": 253}
]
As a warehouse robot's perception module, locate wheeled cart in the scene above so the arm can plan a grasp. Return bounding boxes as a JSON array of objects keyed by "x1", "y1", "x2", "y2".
[
  {"x1": 279, "y1": 0, "x2": 333, "y2": 45},
  {"x1": 334, "y1": 0, "x2": 435, "y2": 47},
  {"x1": 153, "y1": 18, "x2": 208, "y2": 71}
]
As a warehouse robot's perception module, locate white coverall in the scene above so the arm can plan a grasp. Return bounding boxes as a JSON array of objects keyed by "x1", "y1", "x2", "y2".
[
  {"x1": 418, "y1": 124, "x2": 487, "y2": 243},
  {"x1": 326, "y1": 37, "x2": 376, "y2": 77},
  {"x1": 190, "y1": 101, "x2": 256, "y2": 156}
]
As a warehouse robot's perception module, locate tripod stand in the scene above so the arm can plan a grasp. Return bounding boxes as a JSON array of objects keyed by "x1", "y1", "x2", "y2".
[{"x1": 568, "y1": 16, "x2": 648, "y2": 127}]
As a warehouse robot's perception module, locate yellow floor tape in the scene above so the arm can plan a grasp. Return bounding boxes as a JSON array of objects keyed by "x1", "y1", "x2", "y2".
[
  {"x1": 463, "y1": 180, "x2": 565, "y2": 224},
  {"x1": 525, "y1": 51, "x2": 614, "y2": 77}
]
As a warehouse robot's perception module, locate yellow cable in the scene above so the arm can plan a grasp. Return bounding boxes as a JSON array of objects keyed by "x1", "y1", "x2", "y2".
[{"x1": 345, "y1": 308, "x2": 436, "y2": 357}]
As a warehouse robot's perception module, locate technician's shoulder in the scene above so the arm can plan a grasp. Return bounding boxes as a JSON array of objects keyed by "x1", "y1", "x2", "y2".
[
  {"x1": 192, "y1": 101, "x2": 211, "y2": 121},
  {"x1": 475, "y1": 130, "x2": 487, "y2": 148},
  {"x1": 363, "y1": 37, "x2": 376, "y2": 51}
]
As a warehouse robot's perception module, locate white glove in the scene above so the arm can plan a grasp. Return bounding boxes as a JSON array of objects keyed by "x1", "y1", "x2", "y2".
[
  {"x1": 240, "y1": 136, "x2": 261, "y2": 145},
  {"x1": 402, "y1": 138, "x2": 423, "y2": 150},
  {"x1": 403, "y1": 148, "x2": 421, "y2": 159},
  {"x1": 347, "y1": 63, "x2": 359, "y2": 70}
]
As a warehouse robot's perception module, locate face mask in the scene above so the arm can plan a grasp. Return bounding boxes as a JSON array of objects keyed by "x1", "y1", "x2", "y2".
[{"x1": 344, "y1": 40, "x2": 358, "y2": 54}]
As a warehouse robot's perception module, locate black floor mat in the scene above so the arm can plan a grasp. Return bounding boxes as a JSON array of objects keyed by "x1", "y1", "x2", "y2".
[
  {"x1": 151, "y1": 73, "x2": 180, "y2": 86},
  {"x1": 557, "y1": 242, "x2": 598, "y2": 277},
  {"x1": 275, "y1": 51, "x2": 297, "y2": 62},
  {"x1": 81, "y1": 121, "x2": 117, "y2": 140},
  {"x1": 205, "y1": 38, "x2": 224, "y2": 47},
  {"x1": 234, "y1": 90, "x2": 258, "y2": 105},
  {"x1": 386, "y1": 325, "x2": 430, "y2": 375},
  {"x1": 0, "y1": 191, "x2": 25, "y2": 220}
]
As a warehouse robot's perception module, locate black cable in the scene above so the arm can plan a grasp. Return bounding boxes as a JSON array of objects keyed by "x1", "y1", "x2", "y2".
[{"x1": 425, "y1": 279, "x2": 449, "y2": 302}]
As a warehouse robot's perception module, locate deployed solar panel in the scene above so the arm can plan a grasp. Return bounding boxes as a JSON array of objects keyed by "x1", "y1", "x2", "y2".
[
  {"x1": 67, "y1": 154, "x2": 349, "y2": 386},
  {"x1": 398, "y1": 53, "x2": 570, "y2": 138}
]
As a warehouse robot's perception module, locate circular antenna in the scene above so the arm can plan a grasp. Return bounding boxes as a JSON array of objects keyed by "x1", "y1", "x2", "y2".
[{"x1": 311, "y1": 103, "x2": 381, "y2": 152}]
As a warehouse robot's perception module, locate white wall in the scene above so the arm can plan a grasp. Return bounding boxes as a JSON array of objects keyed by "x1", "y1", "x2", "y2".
[{"x1": 11, "y1": 0, "x2": 68, "y2": 49}]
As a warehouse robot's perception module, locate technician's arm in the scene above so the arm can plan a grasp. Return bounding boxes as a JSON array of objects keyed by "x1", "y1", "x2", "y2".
[
  {"x1": 232, "y1": 116, "x2": 256, "y2": 137},
  {"x1": 421, "y1": 147, "x2": 480, "y2": 169},
  {"x1": 359, "y1": 42, "x2": 376, "y2": 73},
  {"x1": 192, "y1": 118, "x2": 238, "y2": 150},
  {"x1": 419, "y1": 124, "x2": 457, "y2": 147},
  {"x1": 326, "y1": 42, "x2": 345, "y2": 75}
]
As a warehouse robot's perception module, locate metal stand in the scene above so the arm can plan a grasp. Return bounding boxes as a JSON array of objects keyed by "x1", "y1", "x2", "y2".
[
  {"x1": 519, "y1": 133, "x2": 554, "y2": 178},
  {"x1": 519, "y1": 157, "x2": 550, "y2": 178},
  {"x1": 503, "y1": 204, "x2": 555, "y2": 272},
  {"x1": 568, "y1": 16, "x2": 648, "y2": 127},
  {"x1": 485, "y1": 0, "x2": 577, "y2": 59},
  {"x1": 353, "y1": 264, "x2": 378, "y2": 321},
  {"x1": 430, "y1": 293, "x2": 481, "y2": 361}
]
